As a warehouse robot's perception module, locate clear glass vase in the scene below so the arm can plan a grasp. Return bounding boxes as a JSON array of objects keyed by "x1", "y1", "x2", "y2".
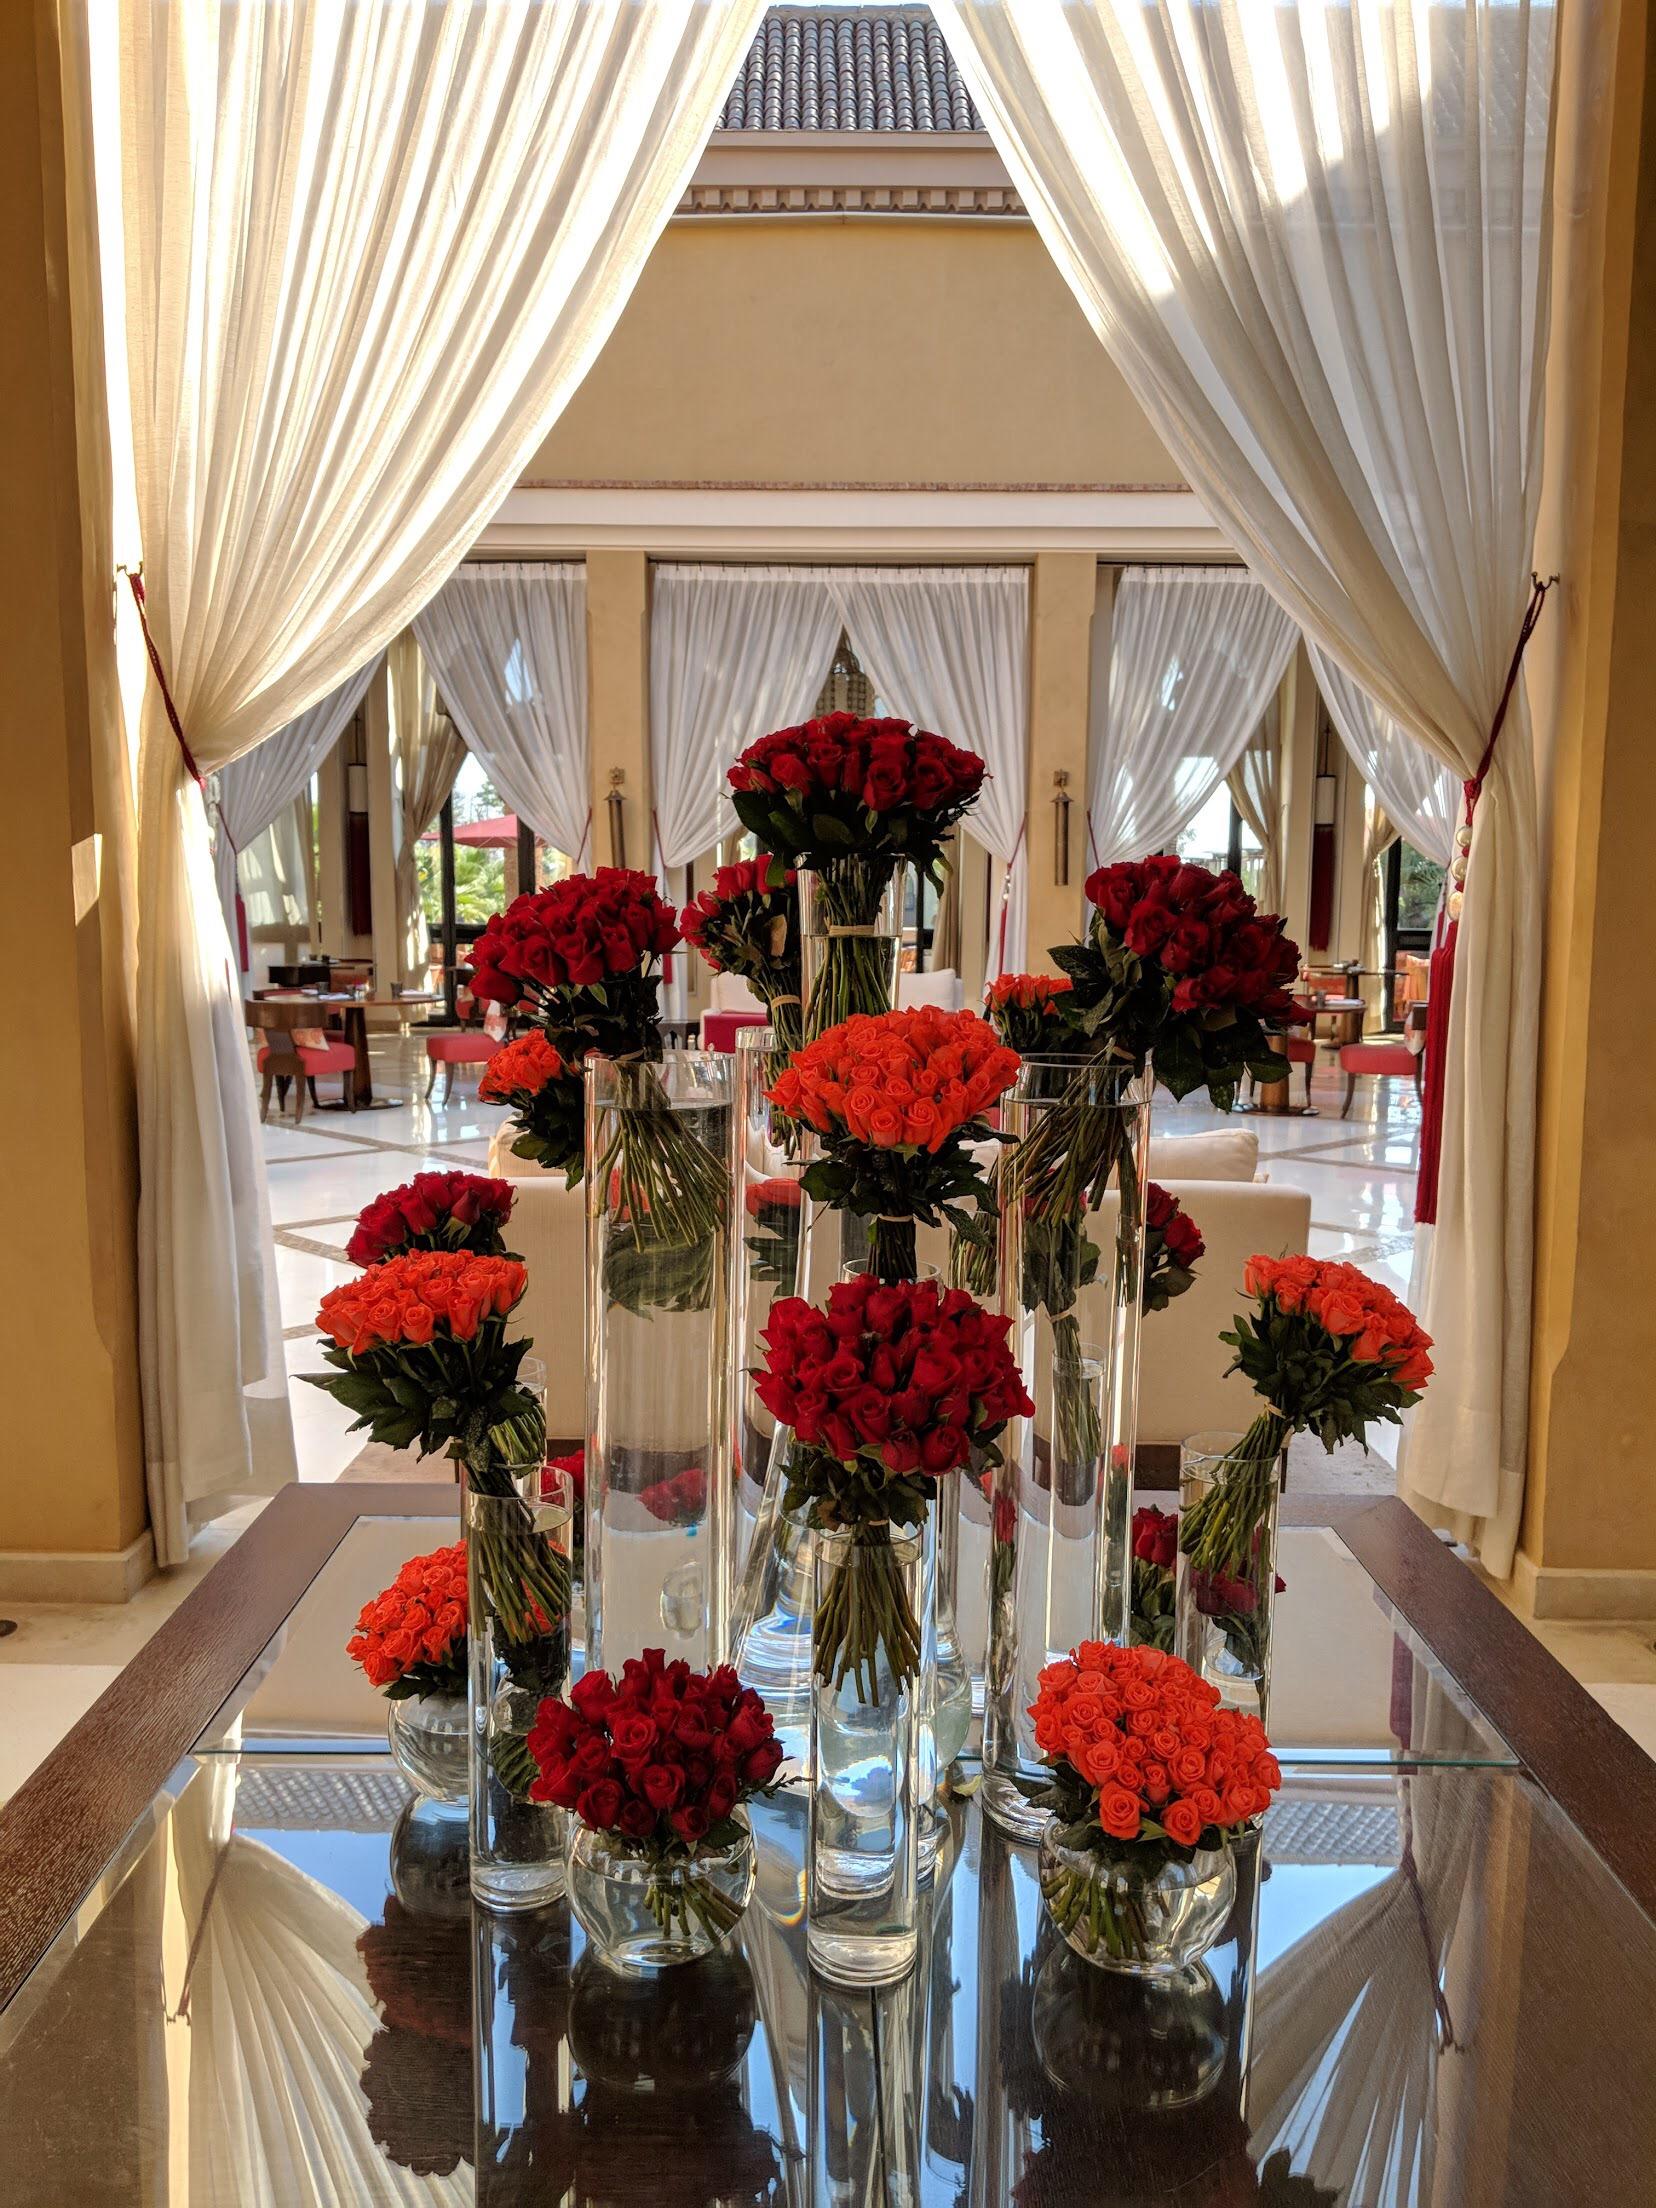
[
  {"x1": 386, "y1": 1689, "x2": 469, "y2": 1806},
  {"x1": 732, "y1": 1027, "x2": 806, "y2": 1595},
  {"x1": 1176, "y1": 1422, "x2": 1287, "y2": 1719},
  {"x1": 983, "y1": 1055, "x2": 1150, "y2": 1842},
  {"x1": 585, "y1": 1050, "x2": 733, "y2": 1674},
  {"x1": 1037, "y1": 1824, "x2": 1236, "y2": 1976},
  {"x1": 798, "y1": 864, "x2": 904, "y2": 1039},
  {"x1": 466, "y1": 1461, "x2": 575, "y2": 1911},
  {"x1": 807, "y1": 1522, "x2": 926, "y2": 1987},
  {"x1": 567, "y1": 1813, "x2": 756, "y2": 1977}
]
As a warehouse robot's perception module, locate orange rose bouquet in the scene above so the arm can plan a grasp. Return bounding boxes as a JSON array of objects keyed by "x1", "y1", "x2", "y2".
[
  {"x1": 1179, "y1": 1258, "x2": 1433, "y2": 1681},
  {"x1": 348, "y1": 1541, "x2": 469, "y2": 1699},
  {"x1": 1027, "y1": 1641, "x2": 1281, "y2": 1968},
  {"x1": 479, "y1": 1030, "x2": 586, "y2": 1181},
  {"x1": 766, "y1": 1005, "x2": 1020, "y2": 1281}
]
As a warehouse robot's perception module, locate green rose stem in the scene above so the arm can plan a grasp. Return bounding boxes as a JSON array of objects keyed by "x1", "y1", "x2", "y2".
[
  {"x1": 642, "y1": 1859, "x2": 747, "y2": 1944},
  {"x1": 589, "y1": 1058, "x2": 729, "y2": 1314},
  {"x1": 805, "y1": 856, "x2": 900, "y2": 1038},
  {"x1": 870, "y1": 1216, "x2": 918, "y2": 1284},
  {"x1": 1176, "y1": 1409, "x2": 1289, "y2": 1584},
  {"x1": 812, "y1": 1518, "x2": 923, "y2": 1700},
  {"x1": 1038, "y1": 1839, "x2": 1155, "y2": 1964}
]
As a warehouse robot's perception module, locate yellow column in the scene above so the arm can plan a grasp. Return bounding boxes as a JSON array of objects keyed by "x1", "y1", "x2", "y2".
[
  {"x1": 585, "y1": 551, "x2": 652, "y2": 873},
  {"x1": 1276, "y1": 642, "x2": 1320, "y2": 964},
  {"x1": 1024, "y1": 553, "x2": 1097, "y2": 967},
  {"x1": 0, "y1": 0, "x2": 147, "y2": 1592},
  {"x1": 1523, "y1": 0, "x2": 1656, "y2": 1613}
]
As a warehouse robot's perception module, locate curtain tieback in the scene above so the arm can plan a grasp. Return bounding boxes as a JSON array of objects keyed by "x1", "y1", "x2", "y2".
[
  {"x1": 996, "y1": 821, "x2": 1028, "y2": 977},
  {"x1": 121, "y1": 568, "x2": 205, "y2": 789},
  {"x1": 1416, "y1": 573, "x2": 1556, "y2": 1226}
]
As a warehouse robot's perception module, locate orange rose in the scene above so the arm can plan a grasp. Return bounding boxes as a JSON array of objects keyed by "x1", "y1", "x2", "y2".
[{"x1": 1162, "y1": 1799, "x2": 1203, "y2": 1848}]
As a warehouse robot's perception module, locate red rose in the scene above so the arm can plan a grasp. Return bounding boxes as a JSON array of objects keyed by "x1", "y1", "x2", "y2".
[
  {"x1": 576, "y1": 1778, "x2": 624, "y2": 1830},
  {"x1": 639, "y1": 1763, "x2": 684, "y2": 1811}
]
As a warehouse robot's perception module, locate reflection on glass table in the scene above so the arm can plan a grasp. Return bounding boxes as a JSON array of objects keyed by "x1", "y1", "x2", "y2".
[
  {"x1": 195, "y1": 1517, "x2": 1517, "y2": 1772},
  {"x1": 1, "y1": 1753, "x2": 1652, "y2": 2205}
]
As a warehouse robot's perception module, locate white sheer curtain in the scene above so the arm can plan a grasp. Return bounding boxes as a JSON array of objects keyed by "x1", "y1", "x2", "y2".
[
  {"x1": 649, "y1": 565, "x2": 843, "y2": 869},
  {"x1": 1314, "y1": 648, "x2": 1461, "y2": 871},
  {"x1": 389, "y1": 634, "x2": 466, "y2": 991},
  {"x1": 829, "y1": 567, "x2": 1030, "y2": 976},
  {"x1": 932, "y1": 0, "x2": 1556, "y2": 1574},
  {"x1": 1228, "y1": 692, "x2": 1283, "y2": 915},
  {"x1": 115, "y1": 0, "x2": 767, "y2": 1560},
  {"x1": 1089, "y1": 568, "x2": 1298, "y2": 866},
  {"x1": 213, "y1": 658, "x2": 380, "y2": 975},
  {"x1": 237, "y1": 799, "x2": 315, "y2": 935},
  {"x1": 413, "y1": 563, "x2": 589, "y2": 865}
]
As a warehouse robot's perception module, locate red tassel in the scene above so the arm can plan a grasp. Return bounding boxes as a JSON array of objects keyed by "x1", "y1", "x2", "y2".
[
  {"x1": 1414, "y1": 919, "x2": 1459, "y2": 1225},
  {"x1": 234, "y1": 888, "x2": 250, "y2": 973}
]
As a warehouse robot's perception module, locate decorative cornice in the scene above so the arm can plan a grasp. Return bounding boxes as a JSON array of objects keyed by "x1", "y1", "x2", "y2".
[
  {"x1": 677, "y1": 178, "x2": 1024, "y2": 219},
  {"x1": 516, "y1": 479, "x2": 1191, "y2": 496}
]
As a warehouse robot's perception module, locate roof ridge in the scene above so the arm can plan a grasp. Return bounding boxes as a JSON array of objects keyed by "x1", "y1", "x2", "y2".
[{"x1": 719, "y1": 5, "x2": 984, "y2": 135}]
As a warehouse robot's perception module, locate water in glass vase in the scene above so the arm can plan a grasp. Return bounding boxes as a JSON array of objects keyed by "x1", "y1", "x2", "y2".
[{"x1": 807, "y1": 1523, "x2": 924, "y2": 1987}]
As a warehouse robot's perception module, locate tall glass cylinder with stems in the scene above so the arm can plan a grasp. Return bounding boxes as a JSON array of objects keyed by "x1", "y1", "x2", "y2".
[
  {"x1": 807, "y1": 1522, "x2": 925, "y2": 1986},
  {"x1": 467, "y1": 1456, "x2": 575, "y2": 1910},
  {"x1": 798, "y1": 864, "x2": 904, "y2": 1038},
  {"x1": 730, "y1": 1028, "x2": 806, "y2": 1595},
  {"x1": 585, "y1": 1050, "x2": 733, "y2": 1675},
  {"x1": 1176, "y1": 1424, "x2": 1287, "y2": 1719},
  {"x1": 983, "y1": 1056, "x2": 1151, "y2": 1842}
]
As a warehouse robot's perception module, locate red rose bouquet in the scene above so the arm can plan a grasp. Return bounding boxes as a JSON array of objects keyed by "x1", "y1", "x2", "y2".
[
  {"x1": 347, "y1": 1540, "x2": 469, "y2": 1699},
  {"x1": 478, "y1": 1030, "x2": 586, "y2": 1180},
  {"x1": 529, "y1": 1652, "x2": 787, "y2": 1943},
  {"x1": 346, "y1": 1170, "x2": 515, "y2": 1267},
  {"x1": 1142, "y1": 1183, "x2": 1204, "y2": 1313},
  {"x1": 728, "y1": 712, "x2": 986, "y2": 1035},
  {"x1": 468, "y1": 867, "x2": 680, "y2": 1063},
  {"x1": 1128, "y1": 1505, "x2": 1178, "y2": 1653},
  {"x1": 755, "y1": 1274, "x2": 1033, "y2": 1689},
  {"x1": 472, "y1": 872, "x2": 726, "y2": 1317},
  {"x1": 1060, "y1": 856, "x2": 1301, "y2": 1103},
  {"x1": 766, "y1": 1006, "x2": 1020, "y2": 1280},
  {"x1": 1180, "y1": 1257, "x2": 1432, "y2": 1679},
  {"x1": 547, "y1": 1445, "x2": 586, "y2": 1579},
  {"x1": 680, "y1": 856, "x2": 803, "y2": 1049},
  {"x1": 1027, "y1": 1641, "x2": 1281, "y2": 1964}
]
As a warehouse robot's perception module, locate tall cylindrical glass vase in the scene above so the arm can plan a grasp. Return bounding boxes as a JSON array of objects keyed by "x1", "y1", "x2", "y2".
[
  {"x1": 1176, "y1": 1423, "x2": 1287, "y2": 1720},
  {"x1": 585, "y1": 1051, "x2": 733, "y2": 1675},
  {"x1": 730, "y1": 1027, "x2": 806, "y2": 1591},
  {"x1": 982, "y1": 1056, "x2": 1151, "y2": 1843},
  {"x1": 467, "y1": 1459, "x2": 575, "y2": 1910},
  {"x1": 807, "y1": 1523, "x2": 925, "y2": 1986}
]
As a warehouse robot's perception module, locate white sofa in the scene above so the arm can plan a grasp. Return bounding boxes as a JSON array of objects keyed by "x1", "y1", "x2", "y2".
[
  {"x1": 488, "y1": 1132, "x2": 586, "y2": 1441},
  {"x1": 897, "y1": 967, "x2": 965, "y2": 1012},
  {"x1": 698, "y1": 971, "x2": 765, "y2": 1045}
]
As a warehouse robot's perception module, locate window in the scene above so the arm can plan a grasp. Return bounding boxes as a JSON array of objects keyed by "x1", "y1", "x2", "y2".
[{"x1": 1175, "y1": 783, "x2": 1263, "y2": 899}]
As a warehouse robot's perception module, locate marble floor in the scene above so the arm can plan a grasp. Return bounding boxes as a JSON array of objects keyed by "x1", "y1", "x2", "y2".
[{"x1": 4, "y1": 1032, "x2": 1653, "y2": 1796}]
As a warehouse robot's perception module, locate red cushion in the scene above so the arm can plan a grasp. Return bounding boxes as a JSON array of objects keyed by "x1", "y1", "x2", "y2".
[
  {"x1": 1339, "y1": 1041, "x2": 1416, "y2": 1075},
  {"x1": 1282, "y1": 1037, "x2": 1318, "y2": 1065},
  {"x1": 426, "y1": 1033, "x2": 503, "y2": 1065},
  {"x1": 259, "y1": 1039, "x2": 354, "y2": 1075},
  {"x1": 704, "y1": 1011, "x2": 769, "y2": 1054}
]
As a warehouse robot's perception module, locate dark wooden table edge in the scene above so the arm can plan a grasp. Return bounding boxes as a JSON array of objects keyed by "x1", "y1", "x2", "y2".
[
  {"x1": 0, "y1": 1480, "x2": 457, "y2": 2014},
  {"x1": 1335, "y1": 1495, "x2": 1656, "y2": 1922}
]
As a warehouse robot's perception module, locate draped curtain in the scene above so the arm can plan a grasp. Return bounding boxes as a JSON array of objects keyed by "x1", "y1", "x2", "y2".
[
  {"x1": 1314, "y1": 649, "x2": 1461, "y2": 872},
  {"x1": 932, "y1": 0, "x2": 1557, "y2": 1573},
  {"x1": 649, "y1": 565, "x2": 843, "y2": 871},
  {"x1": 1090, "y1": 567, "x2": 1298, "y2": 866},
  {"x1": 213, "y1": 658, "x2": 380, "y2": 974},
  {"x1": 388, "y1": 634, "x2": 466, "y2": 992},
  {"x1": 115, "y1": 0, "x2": 768, "y2": 1561},
  {"x1": 826, "y1": 567, "x2": 1030, "y2": 976},
  {"x1": 1227, "y1": 691, "x2": 1283, "y2": 915},
  {"x1": 237, "y1": 798, "x2": 315, "y2": 936},
  {"x1": 412, "y1": 563, "x2": 589, "y2": 866}
]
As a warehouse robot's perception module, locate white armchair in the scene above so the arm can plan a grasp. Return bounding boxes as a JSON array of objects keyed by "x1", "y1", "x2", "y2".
[{"x1": 897, "y1": 967, "x2": 964, "y2": 1012}]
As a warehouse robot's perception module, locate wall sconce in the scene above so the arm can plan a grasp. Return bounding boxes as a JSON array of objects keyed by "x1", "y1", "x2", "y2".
[
  {"x1": 1052, "y1": 770, "x2": 1072, "y2": 887},
  {"x1": 607, "y1": 768, "x2": 627, "y2": 869}
]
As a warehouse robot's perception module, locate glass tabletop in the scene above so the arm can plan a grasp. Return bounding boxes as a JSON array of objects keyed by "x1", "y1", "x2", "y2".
[
  {"x1": 0, "y1": 1752, "x2": 1650, "y2": 2205},
  {"x1": 193, "y1": 1516, "x2": 1518, "y2": 1771}
]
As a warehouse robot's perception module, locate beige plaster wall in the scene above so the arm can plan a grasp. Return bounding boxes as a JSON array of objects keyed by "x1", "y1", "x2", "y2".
[{"x1": 528, "y1": 219, "x2": 1179, "y2": 489}]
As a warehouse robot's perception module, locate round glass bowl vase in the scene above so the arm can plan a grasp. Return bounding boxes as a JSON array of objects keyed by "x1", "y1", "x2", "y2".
[
  {"x1": 567, "y1": 1814, "x2": 757, "y2": 1977},
  {"x1": 1036, "y1": 1824, "x2": 1236, "y2": 1977},
  {"x1": 385, "y1": 1690, "x2": 469, "y2": 1806}
]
